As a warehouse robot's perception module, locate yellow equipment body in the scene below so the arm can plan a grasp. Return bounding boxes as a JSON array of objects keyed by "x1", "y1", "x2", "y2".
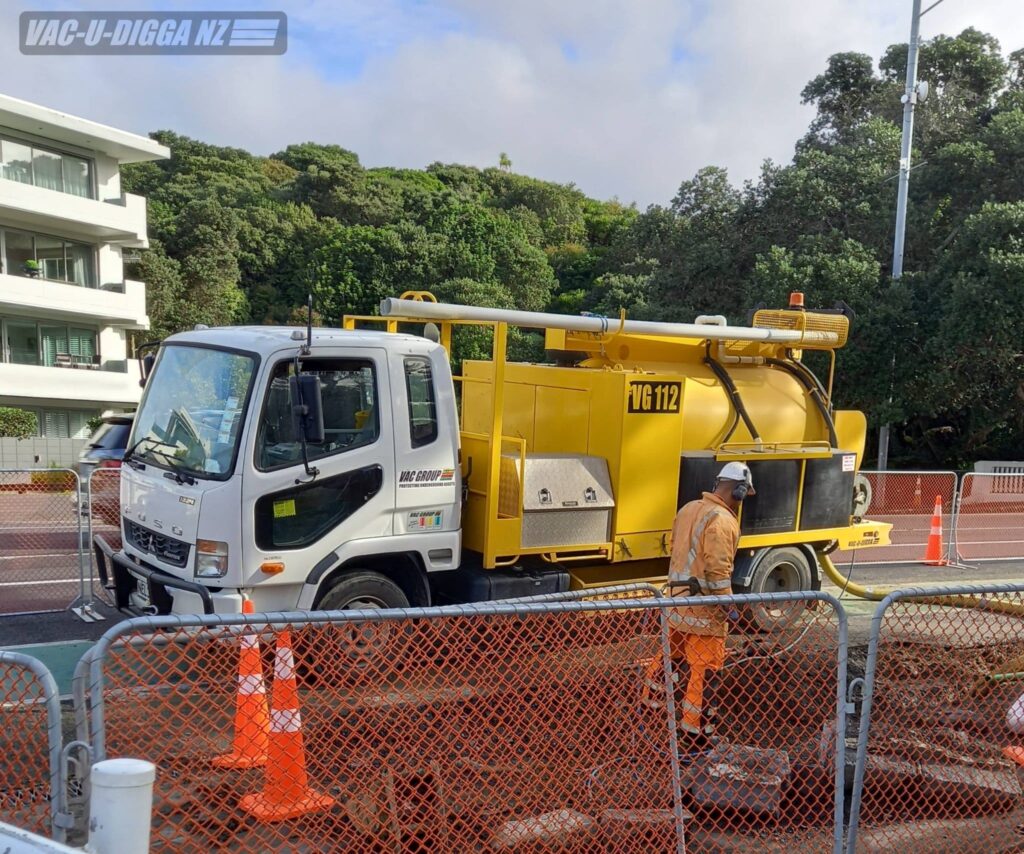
[{"x1": 345, "y1": 293, "x2": 891, "y2": 591}]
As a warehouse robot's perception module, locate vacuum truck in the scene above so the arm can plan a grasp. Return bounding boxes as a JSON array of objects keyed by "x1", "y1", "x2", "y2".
[{"x1": 95, "y1": 291, "x2": 889, "y2": 631}]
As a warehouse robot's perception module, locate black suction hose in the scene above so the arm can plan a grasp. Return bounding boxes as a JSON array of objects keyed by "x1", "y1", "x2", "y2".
[
  {"x1": 704, "y1": 344, "x2": 762, "y2": 444},
  {"x1": 785, "y1": 350, "x2": 830, "y2": 404},
  {"x1": 765, "y1": 357, "x2": 839, "y2": 449}
]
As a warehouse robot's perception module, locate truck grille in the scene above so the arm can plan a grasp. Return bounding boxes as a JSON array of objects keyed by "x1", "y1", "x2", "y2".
[{"x1": 124, "y1": 519, "x2": 190, "y2": 568}]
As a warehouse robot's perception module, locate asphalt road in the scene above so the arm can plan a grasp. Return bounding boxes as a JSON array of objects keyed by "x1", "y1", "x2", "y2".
[
  {"x1": 823, "y1": 557, "x2": 1024, "y2": 643},
  {"x1": 0, "y1": 556, "x2": 1020, "y2": 647}
]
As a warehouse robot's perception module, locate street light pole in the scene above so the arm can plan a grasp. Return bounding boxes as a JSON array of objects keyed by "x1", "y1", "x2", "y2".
[
  {"x1": 892, "y1": 0, "x2": 923, "y2": 281},
  {"x1": 878, "y1": 0, "x2": 924, "y2": 472}
]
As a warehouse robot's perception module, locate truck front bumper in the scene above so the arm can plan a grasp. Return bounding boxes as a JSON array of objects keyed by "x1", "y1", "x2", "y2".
[{"x1": 95, "y1": 534, "x2": 215, "y2": 615}]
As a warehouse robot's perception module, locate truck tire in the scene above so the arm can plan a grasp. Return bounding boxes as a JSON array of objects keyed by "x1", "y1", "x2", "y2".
[
  {"x1": 735, "y1": 547, "x2": 812, "y2": 633},
  {"x1": 313, "y1": 571, "x2": 410, "y2": 666}
]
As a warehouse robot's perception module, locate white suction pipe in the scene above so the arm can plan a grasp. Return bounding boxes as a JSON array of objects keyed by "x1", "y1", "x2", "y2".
[
  {"x1": 380, "y1": 299, "x2": 838, "y2": 346},
  {"x1": 693, "y1": 316, "x2": 767, "y2": 365}
]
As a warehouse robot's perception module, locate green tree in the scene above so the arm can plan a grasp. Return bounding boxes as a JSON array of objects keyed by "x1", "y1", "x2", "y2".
[{"x1": 0, "y1": 407, "x2": 38, "y2": 439}]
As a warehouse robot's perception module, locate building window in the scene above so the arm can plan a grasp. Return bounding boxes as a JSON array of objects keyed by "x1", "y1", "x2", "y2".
[
  {"x1": 1, "y1": 317, "x2": 98, "y2": 369},
  {"x1": 0, "y1": 227, "x2": 97, "y2": 287},
  {"x1": 6, "y1": 320, "x2": 39, "y2": 365},
  {"x1": 1, "y1": 407, "x2": 97, "y2": 439},
  {"x1": 37, "y1": 408, "x2": 97, "y2": 438},
  {"x1": 0, "y1": 135, "x2": 95, "y2": 199}
]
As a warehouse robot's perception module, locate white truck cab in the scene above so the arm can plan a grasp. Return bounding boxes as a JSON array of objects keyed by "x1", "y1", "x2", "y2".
[{"x1": 109, "y1": 326, "x2": 462, "y2": 615}]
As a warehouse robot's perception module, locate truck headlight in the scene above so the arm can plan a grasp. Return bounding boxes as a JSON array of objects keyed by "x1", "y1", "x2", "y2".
[{"x1": 195, "y1": 539, "x2": 229, "y2": 578}]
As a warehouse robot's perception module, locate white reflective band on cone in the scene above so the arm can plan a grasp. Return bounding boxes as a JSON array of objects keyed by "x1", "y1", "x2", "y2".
[
  {"x1": 271, "y1": 708, "x2": 302, "y2": 733},
  {"x1": 241, "y1": 634, "x2": 259, "y2": 649},
  {"x1": 274, "y1": 647, "x2": 296, "y2": 680},
  {"x1": 237, "y1": 674, "x2": 266, "y2": 695}
]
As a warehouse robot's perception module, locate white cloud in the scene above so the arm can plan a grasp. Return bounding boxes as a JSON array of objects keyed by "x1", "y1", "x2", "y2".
[{"x1": 1, "y1": 0, "x2": 1022, "y2": 205}]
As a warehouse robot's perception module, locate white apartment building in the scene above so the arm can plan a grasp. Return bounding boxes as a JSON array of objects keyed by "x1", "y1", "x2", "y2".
[{"x1": 0, "y1": 94, "x2": 169, "y2": 438}]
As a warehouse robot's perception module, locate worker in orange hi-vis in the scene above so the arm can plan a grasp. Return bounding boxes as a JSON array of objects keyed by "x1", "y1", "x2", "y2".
[{"x1": 661, "y1": 461, "x2": 754, "y2": 749}]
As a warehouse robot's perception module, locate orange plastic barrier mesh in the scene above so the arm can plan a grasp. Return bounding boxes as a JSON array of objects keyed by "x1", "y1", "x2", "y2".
[
  {"x1": 0, "y1": 469, "x2": 83, "y2": 614},
  {"x1": 838, "y1": 472, "x2": 957, "y2": 565},
  {"x1": 954, "y1": 473, "x2": 1024, "y2": 562},
  {"x1": 852, "y1": 594, "x2": 1024, "y2": 851},
  {"x1": 95, "y1": 599, "x2": 843, "y2": 852},
  {"x1": 0, "y1": 659, "x2": 55, "y2": 836}
]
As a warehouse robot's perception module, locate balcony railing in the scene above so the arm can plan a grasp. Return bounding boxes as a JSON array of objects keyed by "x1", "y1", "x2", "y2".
[{"x1": 50, "y1": 354, "x2": 128, "y2": 373}]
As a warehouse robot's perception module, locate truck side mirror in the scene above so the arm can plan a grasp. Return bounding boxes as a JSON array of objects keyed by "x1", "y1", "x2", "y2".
[
  {"x1": 290, "y1": 373, "x2": 325, "y2": 445},
  {"x1": 139, "y1": 352, "x2": 155, "y2": 388}
]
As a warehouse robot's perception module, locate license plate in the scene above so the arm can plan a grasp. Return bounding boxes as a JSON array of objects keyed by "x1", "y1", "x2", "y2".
[{"x1": 135, "y1": 575, "x2": 150, "y2": 604}]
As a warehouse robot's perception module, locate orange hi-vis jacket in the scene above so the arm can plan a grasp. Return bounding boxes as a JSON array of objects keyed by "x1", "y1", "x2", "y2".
[{"x1": 667, "y1": 492, "x2": 739, "y2": 638}]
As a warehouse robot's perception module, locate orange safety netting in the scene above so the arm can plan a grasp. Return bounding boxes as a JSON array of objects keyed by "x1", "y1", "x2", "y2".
[
  {"x1": 96, "y1": 598, "x2": 842, "y2": 852},
  {"x1": 954, "y1": 474, "x2": 1024, "y2": 562},
  {"x1": 837, "y1": 472, "x2": 957, "y2": 565},
  {"x1": 852, "y1": 593, "x2": 1024, "y2": 852},
  {"x1": 0, "y1": 659, "x2": 54, "y2": 836}
]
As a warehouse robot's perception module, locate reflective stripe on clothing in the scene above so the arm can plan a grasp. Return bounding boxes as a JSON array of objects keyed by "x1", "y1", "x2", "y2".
[
  {"x1": 668, "y1": 507, "x2": 728, "y2": 584},
  {"x1": 667, "y1": 611, "x2": 715, "y2": 630},
  {"x1": 678, "y1": 633, "x2": 726, "y2": 733},
  {"x1": 667, "y1": 492, "x2": 739, "y2": 638}
]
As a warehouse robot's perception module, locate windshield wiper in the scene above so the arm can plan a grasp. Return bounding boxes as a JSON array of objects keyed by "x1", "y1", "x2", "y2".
[
  {"x1": 124, "y1": 436, "x2": 196, "y2": 484},
  {"x1": 122, "y1": 435, "x2": 151, "y2": 469},
  {"x1": 161, "y1": 458, "x2": 196, "y2": 486}
]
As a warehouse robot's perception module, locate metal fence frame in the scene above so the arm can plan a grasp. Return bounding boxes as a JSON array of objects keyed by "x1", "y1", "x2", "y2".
[
  {"x1": 952, "y1": 472, "x2": 1024, "y2": 563},
  {"x1": 839, "y1": 470, "x2": 958, "y2": 565},
  {"x1": 845, "y1": 581, "x2": 1024, "y2": 854},
  {"x1": 85, "y1": 467, "x2": 122, "y2": 611},
  {"x1": 0, "y1": 468, "x2": 96, "y2": 618},
  {"x1": 0, "y1": 650, "x2": 66, "y2": 841},
  {"x1": 81, "y1": 590, "x2": 850, "y2": 854}
]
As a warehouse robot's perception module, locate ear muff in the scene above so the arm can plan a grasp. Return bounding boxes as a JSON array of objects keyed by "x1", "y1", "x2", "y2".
[{"x1": 732, "y1": 481, "x2": 750, "y2": 502}]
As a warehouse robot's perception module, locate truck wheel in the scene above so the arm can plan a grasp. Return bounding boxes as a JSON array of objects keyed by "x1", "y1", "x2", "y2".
[
  {"x1": 314, "y1": 571, "x2": 409, "y2": 665},
  {"x1": 736, "y1": 547, "x2": 812, "y2": 633}
]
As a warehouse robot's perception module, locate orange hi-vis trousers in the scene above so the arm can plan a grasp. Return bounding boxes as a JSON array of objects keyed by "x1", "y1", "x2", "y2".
[
  {"x1": 673, "y1": 633, "x2": 726, "y2": 734},
  {"x1": 643, "y1": 632, "x2": 727, "y2": 734}
]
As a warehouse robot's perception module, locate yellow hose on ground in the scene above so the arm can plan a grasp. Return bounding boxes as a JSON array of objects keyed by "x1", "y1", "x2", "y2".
[{"x1": 818, "y1": 551, "x2": 1024, "y2": 617}]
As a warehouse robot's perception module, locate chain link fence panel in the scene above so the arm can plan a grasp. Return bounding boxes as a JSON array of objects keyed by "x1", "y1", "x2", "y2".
[
  {"x1": 847, "y1": 584, "x2": 1024, "y2": 853},
  {"x1": 84, "y1": 593, "x2": 847, "y2": 853},
  {"x1": 953, "y1": 473, "x2": 1024, "y2": 562},
  {"x1": 87, "y1": 468, "x2": 122, "y2": 606},
  {"x1": 0, "y1": 469, "x2": 85, "y2": 615},
  {"x1": 0, "y1": 651, "x2": 64, "y2": 840},
  {"x1": 837, "y1": 471, "x2": 957, "y2": 565}
]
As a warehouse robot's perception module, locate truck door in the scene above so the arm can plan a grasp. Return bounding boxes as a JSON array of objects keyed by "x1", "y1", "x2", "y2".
[
  {"x1": 242, "y1": 349, "x2": 395, "y2": 587},
  {"x1": 390, "y1": 349, "x2": 461, "y2": 539}
]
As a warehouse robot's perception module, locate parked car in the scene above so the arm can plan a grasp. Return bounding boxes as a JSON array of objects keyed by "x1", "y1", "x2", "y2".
[{"x1": 77, "y1": 412, "x2": 133, "y2": 526}]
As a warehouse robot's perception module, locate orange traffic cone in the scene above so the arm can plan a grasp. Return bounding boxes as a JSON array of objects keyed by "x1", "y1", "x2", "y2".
[
  {"x1": 213, "y1": 599, "x2": 269, "y2": 769},
  {"x1": 239, "y1": 631, "x2": 335, "y2": 821},
  {"x1": 923, "y1": 495, "x2": 948, "y2": 566},
  {"x1": 1003, "y1": 745, "x2": 1024, "y2": 767}
]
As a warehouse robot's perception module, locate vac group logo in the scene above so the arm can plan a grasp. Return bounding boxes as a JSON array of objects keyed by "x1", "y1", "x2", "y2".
[{"x1": 20, "y1": 11, "x2": 287, "y2": 55}]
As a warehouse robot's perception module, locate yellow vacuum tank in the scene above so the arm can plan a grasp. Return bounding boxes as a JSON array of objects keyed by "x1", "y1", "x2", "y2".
[{"x1": 375, "y1": 294, "x2": 884, "y2": 573}]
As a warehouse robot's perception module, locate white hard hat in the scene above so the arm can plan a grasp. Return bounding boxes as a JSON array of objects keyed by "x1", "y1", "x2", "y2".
[{"x1": 718, "y1": 462, "x2": 755, "y2": 495}]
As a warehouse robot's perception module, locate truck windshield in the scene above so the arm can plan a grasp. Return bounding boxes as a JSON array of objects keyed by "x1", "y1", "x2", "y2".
[{"x1": 129, "y1": 345, "x2": 256, "y2": 480}]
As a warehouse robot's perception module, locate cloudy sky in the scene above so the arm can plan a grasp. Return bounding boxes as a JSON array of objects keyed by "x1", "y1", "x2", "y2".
[{"x1": 4, "y1": 0, "x2": 1024, "y2": 206}]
